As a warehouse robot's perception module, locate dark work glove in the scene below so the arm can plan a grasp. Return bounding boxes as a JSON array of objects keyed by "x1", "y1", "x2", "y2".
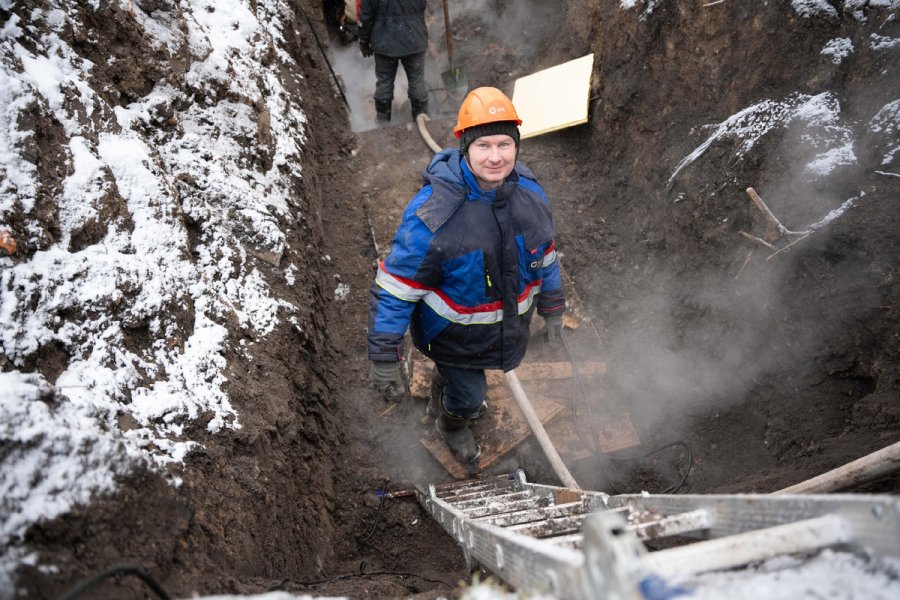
[
  {"x1": 359, "y1": 40, "x2": 374, "y2": 58},
  {"x1": 544, "y1": 314, "x2": 563, "y2": 344},
  {"x1": 371, "y1": 361, "x2": 405, "y2": 403}
]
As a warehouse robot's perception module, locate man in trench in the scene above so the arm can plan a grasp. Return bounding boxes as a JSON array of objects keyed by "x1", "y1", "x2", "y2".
[
  {"x1": 367, "y1": 87, "x2": 566, "y2": 464},
  {"x1": 357, "y1": 0, "x2": 429, "y2": 123}
]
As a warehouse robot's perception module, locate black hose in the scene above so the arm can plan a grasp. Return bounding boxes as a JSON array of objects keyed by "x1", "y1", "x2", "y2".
[
  {"x1": 559, "y1": 328, "x2": 693, "y2": 494},
  {"x1": 298, "y1": 6, "x2": 352, "y2": 111},
  {"x1": 59, "y1": 565, "x2": 170, "y2": 600},
  {"x1": 362, "y1": 479, "x2": 390, "y2": 543}
]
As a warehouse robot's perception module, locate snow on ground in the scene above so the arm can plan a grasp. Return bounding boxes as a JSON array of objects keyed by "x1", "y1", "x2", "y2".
[
  {"x1": 678, "y1": 550, "x2": 900, "y2": 600},
  {"x1": 664, "y1": 89, "x2": 896, "y2": 232},
  {"x1": 667, "y1": 92, "x2": 856, "y2": 189},
  {"x1": 0, "y1": 0, "x2": 307, "y2": 590},
  {"x1": 821, "y1": 37, "x2": 854, "y2": 64},
  {"x1": 794, "y1": 0, "x2": 900, "y2": 19}
]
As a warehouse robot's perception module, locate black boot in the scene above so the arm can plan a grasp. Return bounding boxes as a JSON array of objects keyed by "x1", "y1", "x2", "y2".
[
  {"x1": 411, "y1": 99, "x2": 428, "y2": 120},
  {"x1": 436, "y1": 410, "x2": 481, "y2": 464},
  {"x1": 375, "y1": 100, "x2": 391, "y2": 124}
]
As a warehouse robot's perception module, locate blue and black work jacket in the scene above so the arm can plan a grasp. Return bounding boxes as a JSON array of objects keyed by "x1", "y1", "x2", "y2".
[
  {"x1": 367, "y1": 148, "x2": 566, "y2": 372},
  {"x1": 358, "y1": 0, "x2": 427, "y2": 58}
]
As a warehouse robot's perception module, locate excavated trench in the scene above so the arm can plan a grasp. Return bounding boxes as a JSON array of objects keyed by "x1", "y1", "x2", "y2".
[{"x1": 6, "y1": 1, "x2": 900, "y2": 598}]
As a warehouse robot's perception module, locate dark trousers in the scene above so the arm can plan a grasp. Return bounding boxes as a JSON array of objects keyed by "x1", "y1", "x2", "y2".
[
  {"x1": 374, "y1": 51, "x2": 427, "y2": 105},
  {"x1": 436, "y1": 363, "x2": 487, "y2": 419}
]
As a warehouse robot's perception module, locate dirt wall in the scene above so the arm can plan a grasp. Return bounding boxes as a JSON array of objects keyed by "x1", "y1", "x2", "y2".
[{"x1": 546, "y1": 0, "x2": 900, "y2": 491}]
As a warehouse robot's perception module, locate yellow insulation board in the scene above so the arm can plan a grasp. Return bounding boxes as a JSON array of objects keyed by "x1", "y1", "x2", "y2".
[{"x1": 512, "y1": 53, "x2": 595, "y2": 139}]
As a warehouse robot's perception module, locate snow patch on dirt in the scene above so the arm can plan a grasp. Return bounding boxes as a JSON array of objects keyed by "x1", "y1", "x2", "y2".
[{"x1": 0, "y1": 0, "x2": 310, "y2": 588}]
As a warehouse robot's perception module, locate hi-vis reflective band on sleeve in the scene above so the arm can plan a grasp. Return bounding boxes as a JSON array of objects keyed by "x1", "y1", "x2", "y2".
[
  {"x1": 376, "y1": 262, "x2": 543, "y2": 325},
  {"x1": 375, "y1": 262, "x2": 429, "y2": 302}
]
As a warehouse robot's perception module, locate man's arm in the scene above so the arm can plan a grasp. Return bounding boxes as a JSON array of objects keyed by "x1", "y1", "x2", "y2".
[{"x1": 358, "y1": 0, "x2": 377, "y2": 45}]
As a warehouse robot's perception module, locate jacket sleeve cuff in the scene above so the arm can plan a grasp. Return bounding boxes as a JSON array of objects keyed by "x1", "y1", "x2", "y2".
[
  {"x1": 537, "y1": 289, "x2": 566, "y2": 317},
  {"x1": 367, "y1": 332, "x2": 405, "y2": 362}
]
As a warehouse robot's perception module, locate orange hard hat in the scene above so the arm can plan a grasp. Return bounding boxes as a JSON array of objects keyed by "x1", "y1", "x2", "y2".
[{"x1": 453, "y1": 87, "x2": 522, "y2": 138}]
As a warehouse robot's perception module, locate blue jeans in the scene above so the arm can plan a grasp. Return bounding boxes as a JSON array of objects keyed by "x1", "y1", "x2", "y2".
[
  {"x1": 436, "y1": 363, "x2": 487, "y2": 419},
  {"x1": 374, "y1": 51, "x2": 427, "y2": 105}
]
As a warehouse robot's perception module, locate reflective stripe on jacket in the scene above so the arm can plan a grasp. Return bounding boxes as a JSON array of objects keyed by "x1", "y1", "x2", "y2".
[{"x1": 367, "y1": 148, "x2": 566, "y2": 371}]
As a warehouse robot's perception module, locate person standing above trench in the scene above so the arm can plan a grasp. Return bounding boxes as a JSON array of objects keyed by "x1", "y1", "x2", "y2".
[
  {"x1": 367, "y1": 87, "x2": 567, "y2": 464},
  {"x1": 357, "y1": 0, "x2": 428, "y2": 124}
]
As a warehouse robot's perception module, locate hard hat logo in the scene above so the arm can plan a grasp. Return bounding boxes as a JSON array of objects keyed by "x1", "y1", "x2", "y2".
[{"x1": 454, "y1": 87, "x2": 523, "y2": 138}]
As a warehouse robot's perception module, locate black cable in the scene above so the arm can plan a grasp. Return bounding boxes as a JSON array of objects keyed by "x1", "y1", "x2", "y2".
[
  {"x1": 605, "y1": 441, "x2": 694, "y2": 494},
  {"x1": 362, "y1": 479, "x2": 390, "y2": 543},
  {"x1": 59, "y1": 565, "x2": 171, "y2": 600},
  {"x1": 298, "y1": 6, "x2": 352, "y2": 111},
  {"x1": 559, "y1": 328, "x2": 693, "y2": 494},
  {"x1": 357, "y1": 479, "x2": 404, "y2": 565}
]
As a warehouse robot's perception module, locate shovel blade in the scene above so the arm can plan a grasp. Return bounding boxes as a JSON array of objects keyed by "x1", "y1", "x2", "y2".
[{"x1": 441, "y1": 66, "x2": 468, "y2": 97}]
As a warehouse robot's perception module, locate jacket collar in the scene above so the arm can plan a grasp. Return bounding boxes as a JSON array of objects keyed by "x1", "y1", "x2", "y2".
[{"x1": 424, "y1": 148, "x2": 521, "y2": 203}]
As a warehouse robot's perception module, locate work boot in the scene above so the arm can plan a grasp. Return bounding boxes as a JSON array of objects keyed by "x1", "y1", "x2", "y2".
[
  {"x1": 375, "y1": 100, "x2": 391, "y2": 124},
  {"x1": 436, "y1": 410, "x2": 481, "y2": 464},
  {"x1": 411, "y1": 99, "x2": 428, "y2": 120}
]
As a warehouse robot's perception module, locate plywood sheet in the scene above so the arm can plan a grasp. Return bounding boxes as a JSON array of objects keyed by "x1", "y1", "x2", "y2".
[{"x1": 512, "y1": 54, "x2": 595, "y2": 139}]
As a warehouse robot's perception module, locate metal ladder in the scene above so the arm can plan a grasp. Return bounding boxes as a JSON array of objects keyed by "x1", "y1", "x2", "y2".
[{"x1": 416, "y1": 470, "x2": 900, "y2": 599}]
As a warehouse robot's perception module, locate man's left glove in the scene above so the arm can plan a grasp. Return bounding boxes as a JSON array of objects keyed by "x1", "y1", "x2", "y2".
[
  {"x1": 371, "y1": 360, "x2": 405, "y2": 403},
  {"x1": 544, "y1": 314, "x2": 563, "y2": 344},
  {"x1": 359, "y1": 40, "x2": 374, "y2": 58}
]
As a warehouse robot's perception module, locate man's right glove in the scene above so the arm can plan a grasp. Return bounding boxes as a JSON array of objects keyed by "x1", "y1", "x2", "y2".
[
  {"x1": 371, "y1": 360, "x2": 405, "y2": 403},
  {"x1": 544, "y1": 314, "x2": 563, "y2": 344},
  {"x1": 359, "y1": 40, "x2": 374, "y2": 58}
]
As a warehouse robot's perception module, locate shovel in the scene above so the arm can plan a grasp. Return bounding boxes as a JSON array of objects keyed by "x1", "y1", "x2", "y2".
[{"x1": 441, "y1": 0, "x2": 468, "y2": 97}]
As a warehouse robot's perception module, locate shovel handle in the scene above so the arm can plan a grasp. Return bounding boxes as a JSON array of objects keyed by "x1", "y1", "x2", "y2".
[{"x1": 442, "y1": 0, "x2": 453, "y2": 63}]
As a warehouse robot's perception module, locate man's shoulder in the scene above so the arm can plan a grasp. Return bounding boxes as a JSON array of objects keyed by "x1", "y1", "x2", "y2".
[{"x1": 413, "y1": 181, "x2": 466, "y2": 233}]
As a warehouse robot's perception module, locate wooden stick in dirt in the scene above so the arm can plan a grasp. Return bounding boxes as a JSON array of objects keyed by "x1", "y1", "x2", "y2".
[
  {"x1": 733, "y1": 247, "x2": 755, "y2": 280},
  {"x1": 773, "y1": 441, "x2": 900, "y2": 495},
  {"x1": 766, "y1": 232, "x2": 811, "y2": 261},
  {"x1": 745, "y1": 187, "x2": 786, "y2": 242},
  {"x1": 739, "y1": 230, "x2": 777, "y2": 250}
]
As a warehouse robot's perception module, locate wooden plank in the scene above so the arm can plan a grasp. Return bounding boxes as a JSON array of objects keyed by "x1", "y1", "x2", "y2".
[{"x1": 411, "y1": 360, "x2": 607, "y2": 397}]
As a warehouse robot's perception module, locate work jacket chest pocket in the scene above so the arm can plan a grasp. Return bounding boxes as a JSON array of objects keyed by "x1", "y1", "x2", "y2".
[{"x1": 525, "y1": 239, "x2": 551, "y2": 275}]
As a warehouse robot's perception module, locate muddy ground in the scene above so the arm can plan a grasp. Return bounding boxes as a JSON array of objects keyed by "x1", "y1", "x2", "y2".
[{"x1": 11, "y1": 0, "x2": 900, "y2": 598}]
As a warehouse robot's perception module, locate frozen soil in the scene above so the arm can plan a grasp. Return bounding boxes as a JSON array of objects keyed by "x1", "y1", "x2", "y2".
[{"x1": 10, "y1": 0, "x2": 900, "y2": 598}]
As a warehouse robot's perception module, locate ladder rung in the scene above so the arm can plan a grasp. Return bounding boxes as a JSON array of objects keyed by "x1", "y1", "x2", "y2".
[
  {"x1": 452, "y1": 491, "x2": 534, "y2": 510},
  {"x1": 465, "y1": 496, "x2": 553, "y2": 519},
  {"x1": 629, "y1": 508, "x2": 711, "y2": 540},
  {"x1": 507, "y1": 514, "x2": 588, "y2": 538},
  {"x1": 475, "y1": 500, "x2": 591, "y2": 527},
  {"x1": 435, "y1": 482, "x2": 512, "y2": 500}
]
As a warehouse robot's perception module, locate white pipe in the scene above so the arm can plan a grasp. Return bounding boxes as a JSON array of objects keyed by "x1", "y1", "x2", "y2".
[
  {"x1": 773, "y1": 441, "x2": 900, "y2": 495},
  {"x1": 505, "y1": 370, "x2": 581, "y2": 490}
]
